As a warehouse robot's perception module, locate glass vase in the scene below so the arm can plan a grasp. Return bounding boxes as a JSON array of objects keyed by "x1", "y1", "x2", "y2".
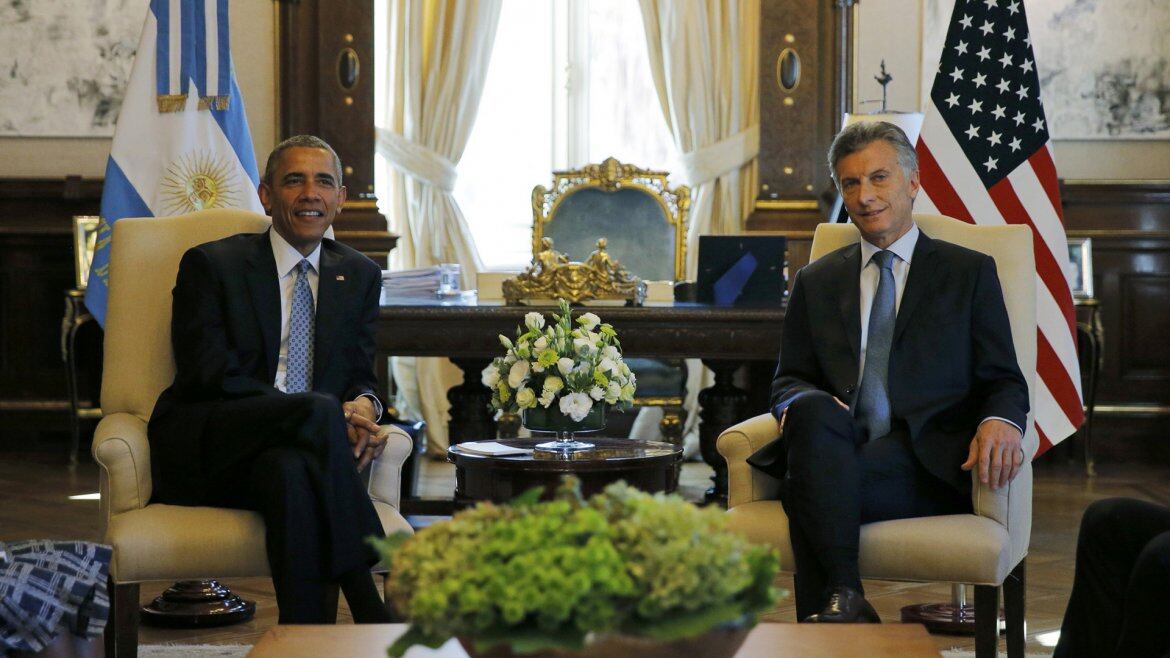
[{"x1": 522, "y1": 404, "x2": 606, "y2": 454}]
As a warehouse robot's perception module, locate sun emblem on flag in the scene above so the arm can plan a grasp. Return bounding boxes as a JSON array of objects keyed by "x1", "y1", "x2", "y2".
[{"x1": 160, "y1": 151, "x2": 240, "y2": 215}]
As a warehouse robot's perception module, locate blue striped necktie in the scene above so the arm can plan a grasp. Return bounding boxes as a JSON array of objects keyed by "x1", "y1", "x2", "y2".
[
  {"x1": 286, "y1": 259, "x2": 314, "y2": 394},
  {"x1": 855, "y1": 250, "x2": 896, "y2": 440}
]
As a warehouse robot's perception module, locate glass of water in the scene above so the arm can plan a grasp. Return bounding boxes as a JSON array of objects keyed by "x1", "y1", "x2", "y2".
[{"x1": 437, "y1": 263, "x2": 461, "y2": 296}]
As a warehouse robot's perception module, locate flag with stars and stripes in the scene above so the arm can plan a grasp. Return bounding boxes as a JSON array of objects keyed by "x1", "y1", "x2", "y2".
[{"x1": 915, "y1": 0, "x2": 1083, "y2": 456}]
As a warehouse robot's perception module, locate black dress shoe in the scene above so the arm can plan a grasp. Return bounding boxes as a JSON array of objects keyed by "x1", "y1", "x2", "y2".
[{"x1": 803, "y1": 586, "x2": 881, "y2": 623}]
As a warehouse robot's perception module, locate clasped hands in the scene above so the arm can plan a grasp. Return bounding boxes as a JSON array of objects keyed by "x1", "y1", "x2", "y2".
[{"x1": 342, "y1": 397, "x2": 388, "y2": 471}]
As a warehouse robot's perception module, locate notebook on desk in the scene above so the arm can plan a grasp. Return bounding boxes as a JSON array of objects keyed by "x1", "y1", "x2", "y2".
[{"x1": 696, "y1": 235, "x2": 787, "y2": 306}]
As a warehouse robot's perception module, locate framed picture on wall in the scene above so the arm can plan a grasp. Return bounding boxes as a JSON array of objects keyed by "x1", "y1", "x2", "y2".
[
  {"x1": 1067, "y1": 237, "x2": 1094, "y2": 300},
  {"x1": 73, "y1": 216, "x2": 101, "y2": 290}
]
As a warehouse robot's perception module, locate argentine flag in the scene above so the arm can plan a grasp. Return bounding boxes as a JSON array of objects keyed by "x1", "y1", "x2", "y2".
[{"x1": 85, "y1": 0, "x2": 263, "y2": 326}]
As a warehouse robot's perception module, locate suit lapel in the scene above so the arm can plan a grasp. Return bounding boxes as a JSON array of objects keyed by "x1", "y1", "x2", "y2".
[
  {"x1": 245, "y1": 231, "x2": 282, "y2": 382},
  {"x1": 893, "y1": 231, "x2": 940, "y2": 344},
  {"x1": 836, "y1": 244, "x2": 862, "y2": 366},
  {"x1": 313, "y1": 242, "x2": 343, "y2": 386}
]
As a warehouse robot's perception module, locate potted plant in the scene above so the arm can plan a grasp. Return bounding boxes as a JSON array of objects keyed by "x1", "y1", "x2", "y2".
[
  {"x1": 481, "y1": 300, "x2": 637, "y2": 452},
  {"x1": 374, "y1": 477, "x2": 781, "y2": 657}
]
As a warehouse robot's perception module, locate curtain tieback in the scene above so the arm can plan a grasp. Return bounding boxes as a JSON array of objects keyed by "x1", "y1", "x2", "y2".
[
  {"x1": 677, "y1": 124, "x2": 760, "y2": 187},
  {"x1": 376, "y1": 127, "x2": 458, "y2": 193}
]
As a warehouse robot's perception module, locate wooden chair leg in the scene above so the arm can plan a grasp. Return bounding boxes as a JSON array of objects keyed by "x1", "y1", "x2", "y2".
[
  {"x1": 324, "y1": 583, "x2": 340, "y2": 624},
  {"x1": 1003, "y1": 560, "x2": 1027, "y2": 658},
  {"x1": 974, "y1": 584, "x2": 999, "y2": 658},
  {"x1": 105, "y1": 578, "x2": 139, "y2": 658}
]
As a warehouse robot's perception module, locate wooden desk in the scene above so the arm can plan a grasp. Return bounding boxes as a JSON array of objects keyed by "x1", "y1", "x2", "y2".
[
  {"x1": 378, "y1": 298, "x2": 784, "y2": 506},
  {"x1": 249, "y1": 622, "x2": 941, "y2": 657}
]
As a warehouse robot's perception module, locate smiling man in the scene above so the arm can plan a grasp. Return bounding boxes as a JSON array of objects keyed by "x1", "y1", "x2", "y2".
[
  {"x1": 147, "y1": 135, "x2": 392, "y2": 624},
  {"x1": 746, "y1": 121, "x2": 1029, "y2": 623}
]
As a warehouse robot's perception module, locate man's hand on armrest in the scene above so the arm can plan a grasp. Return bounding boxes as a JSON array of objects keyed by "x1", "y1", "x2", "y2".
[
  {"x1": 342, "y1": 396, "x2": 384, "y2": 471},
  {"x1": 961, "y1": 418, "x2": 1024, "y2": 490}
]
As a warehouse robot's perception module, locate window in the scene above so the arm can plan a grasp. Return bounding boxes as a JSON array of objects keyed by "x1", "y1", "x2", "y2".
[{"x1": 377, "y1": 0, "x2": 676, "y2": 271}]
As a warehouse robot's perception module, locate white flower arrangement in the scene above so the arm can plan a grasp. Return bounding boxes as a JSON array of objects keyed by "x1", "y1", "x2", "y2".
[{"x1": 483, "y1": 299, "x2": 636, "y2": 422}]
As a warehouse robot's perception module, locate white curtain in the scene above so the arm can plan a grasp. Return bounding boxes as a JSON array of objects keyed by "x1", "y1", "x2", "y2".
[
  {"x1": 638, "y1": 0, "x2": 760, "y2": 450},
  {"x1": 376, "y1": 0, "x2": 503, "y2": 455},
  {"x1": 638, "y1": 0, "x2": 760, "y2": 274}
]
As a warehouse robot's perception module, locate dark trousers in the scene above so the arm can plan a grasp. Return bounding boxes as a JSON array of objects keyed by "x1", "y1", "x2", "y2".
[
  {"x1": 779, "y1": 392, "x2": 970, "y2": 620},
  {"x1": 199, "y1": 392, "x2": 384, "y2": 624},
  {"x1": 1054, "y1": 498, "x2": 1170, "y2": 658}
]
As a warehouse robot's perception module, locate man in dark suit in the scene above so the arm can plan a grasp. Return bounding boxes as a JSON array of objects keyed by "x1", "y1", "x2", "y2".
[
  {"x1": 748, "y1": 121, "x2": 1030, "y2": 622},
  {"x1": 1054, "y1": 497, "x2": 1170, "y2": 657},
  {"x1": 148, "y1": 135, "x2": 392, "y2": 624}
]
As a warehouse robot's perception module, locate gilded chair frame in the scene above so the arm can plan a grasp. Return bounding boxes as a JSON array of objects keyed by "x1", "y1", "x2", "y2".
[{"x1": 531, "y1": 157, "x2": 691, "y2": 281}]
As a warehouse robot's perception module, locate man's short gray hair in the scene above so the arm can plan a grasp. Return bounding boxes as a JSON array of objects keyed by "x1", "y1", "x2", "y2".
[
  {"x1": 827, "y1": 121, "x2": 918, "y2": 188},
  {"x1": 263, "y1": 135, "x2": 343, "y2": 186}
]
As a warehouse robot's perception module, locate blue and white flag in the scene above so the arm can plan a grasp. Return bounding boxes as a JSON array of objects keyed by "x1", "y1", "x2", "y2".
[{"x1": 85, "y1": 0, "x2": 263, "y2": 326}]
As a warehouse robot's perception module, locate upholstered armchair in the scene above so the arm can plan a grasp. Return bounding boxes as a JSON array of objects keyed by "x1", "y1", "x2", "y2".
[
  {"x1": 717, "y1": 214, "x2": 1036, "y2": 658},
  {"x1": 93, "y1": 209, "x2": 413, "y2": 657}
]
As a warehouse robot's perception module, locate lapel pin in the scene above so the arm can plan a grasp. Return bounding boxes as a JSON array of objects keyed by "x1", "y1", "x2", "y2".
[{"x1": 336, "y1": 275, "x2": 345, "y2": 281}]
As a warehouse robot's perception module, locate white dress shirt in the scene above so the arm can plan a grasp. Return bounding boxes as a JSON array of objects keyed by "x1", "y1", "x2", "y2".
[
  {"x1": 268, "y1": 230, "x2": 382, "y2": 419},
  {"x1": 270, "y1": 229, "x2": 321, "y2": 393},
  {"x1": 856, "y1": 223, "x2": 919, "y2": 382}
]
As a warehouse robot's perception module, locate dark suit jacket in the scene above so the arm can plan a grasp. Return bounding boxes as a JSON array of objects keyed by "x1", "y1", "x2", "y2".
[
  {"x1": 148, "y1": 229, "x2": 384, "y2": 504},
  {"x1": 758, "y1": 230, "x2": 1029, "y2": 492}
]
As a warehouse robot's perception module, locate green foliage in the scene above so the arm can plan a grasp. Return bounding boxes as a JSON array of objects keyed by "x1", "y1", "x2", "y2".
[{"x1": 378, "y1": 477, "x2": 780, "y2": 656}]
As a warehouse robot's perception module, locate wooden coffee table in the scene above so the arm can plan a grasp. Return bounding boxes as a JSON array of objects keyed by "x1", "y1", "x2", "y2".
[
  {"x1": 447, "y1": 437, "x2": 683, "y2": 505},
  {"x1": 249, "y1": 622, "x2": 941, "y2": 657}
]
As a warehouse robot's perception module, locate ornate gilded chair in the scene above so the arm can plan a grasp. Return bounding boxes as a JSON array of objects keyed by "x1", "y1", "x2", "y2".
[{"x1": 531, "y1": 158, "x2": 690, "y2": 439}]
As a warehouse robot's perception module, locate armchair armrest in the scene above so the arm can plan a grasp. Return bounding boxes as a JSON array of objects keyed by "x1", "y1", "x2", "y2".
[
  {"x1": 368, "y1": 424, "x2": 413, "y2": 510},
  {"x1": 91, "y1": 412, "x2": 152, "y2": 529},
  {"x1": 971, "y1": 420, "x2": 1036, "y2": 565},
  {"x1": 717, "y1": 413, "x2": 783, "y2": 509}
]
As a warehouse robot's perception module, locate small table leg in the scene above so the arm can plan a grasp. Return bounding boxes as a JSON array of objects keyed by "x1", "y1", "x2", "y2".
[
  {"x1": 448, "y1": 358, "x2": 497, "y2": 445},
  {"x1": 62, "y1": 290, "x2": 95, "y2": 466},
  {"x1": 698, "y1": 360, "x2": 749, "y2": 507}
]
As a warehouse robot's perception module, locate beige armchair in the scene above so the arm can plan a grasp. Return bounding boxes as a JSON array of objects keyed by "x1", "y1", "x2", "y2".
[
  {"x1": 93, "y1": 209, "x2": 413, "y2": 657},
  {"x1": 718, "y1": 214, "x2": 1036, "y2": 658}
]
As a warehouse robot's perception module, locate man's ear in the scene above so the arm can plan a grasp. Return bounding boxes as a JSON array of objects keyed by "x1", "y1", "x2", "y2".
[
  {"x1": 257, "y1": 182, "x2": 272, "y2": 213},
  {"x1": 908, "y1": 168, "x2": 921, "y2": 200},
  {"x1": 337, "y1": 185, "x2": 347, "y2": 214}
]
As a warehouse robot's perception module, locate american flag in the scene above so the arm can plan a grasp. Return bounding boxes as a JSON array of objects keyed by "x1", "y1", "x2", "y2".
[{"x1": 915, "y1": 0, "x2": 1083, "y2": 455}]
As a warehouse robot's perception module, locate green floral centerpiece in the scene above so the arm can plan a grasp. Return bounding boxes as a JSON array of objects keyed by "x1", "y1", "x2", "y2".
[
  {"x1": 374, "y1": 478, "x2": 780, "y2": 657},
  {"x1": 482, "y1": 300, "x2": 636, "y2": 452}
]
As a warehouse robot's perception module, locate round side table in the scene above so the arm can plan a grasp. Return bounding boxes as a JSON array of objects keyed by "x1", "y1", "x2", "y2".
[{"x1": 448, "y1": 437, "x2": 683, "y2": 505}]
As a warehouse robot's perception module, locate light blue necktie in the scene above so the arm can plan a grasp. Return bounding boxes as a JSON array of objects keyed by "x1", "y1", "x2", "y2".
[
  {"x1": 855, "y1": 250, "x2": 896, "y2": 440},
  {"x1": 286, "y1": 259, "x2": 314, "y2": 394}
]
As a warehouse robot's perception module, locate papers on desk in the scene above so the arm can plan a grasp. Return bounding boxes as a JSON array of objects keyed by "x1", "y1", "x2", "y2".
[
  {"x1": 457, "y1": 441, "x2": 532, "y2": 456},
  {"x1": 382, "y1": 266, "x2": 441, "y2": 297}
]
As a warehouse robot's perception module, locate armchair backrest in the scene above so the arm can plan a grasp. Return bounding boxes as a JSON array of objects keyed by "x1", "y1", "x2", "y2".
[
  {"x1": 101, "y1": 210, "x2": 271, "y2": 419},
  {"x1": 532, "y1": 157, "x2": 690, "y2": 281},
  {"x1": 810, "y1": 214, "x2": 1036, "y2": 549}
]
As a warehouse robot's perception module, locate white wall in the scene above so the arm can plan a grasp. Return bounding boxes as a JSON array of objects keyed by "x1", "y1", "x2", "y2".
[
  {"x1": 854, "y1": 0, "x2": 1170, "y2": 181},
  {"x1": 0, "y1": 2, "x2": 276, "y2": 179}
]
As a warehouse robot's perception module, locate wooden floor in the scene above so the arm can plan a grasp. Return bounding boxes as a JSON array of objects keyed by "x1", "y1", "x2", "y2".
[{"x1": 2, "y1": 450, "x2": 1167, "y2": 655}]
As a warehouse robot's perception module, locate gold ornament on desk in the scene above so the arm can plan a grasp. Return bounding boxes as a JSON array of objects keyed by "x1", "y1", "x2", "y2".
[{"x1": 502, "y1": 237, "x2": 646, "y2": 305}]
